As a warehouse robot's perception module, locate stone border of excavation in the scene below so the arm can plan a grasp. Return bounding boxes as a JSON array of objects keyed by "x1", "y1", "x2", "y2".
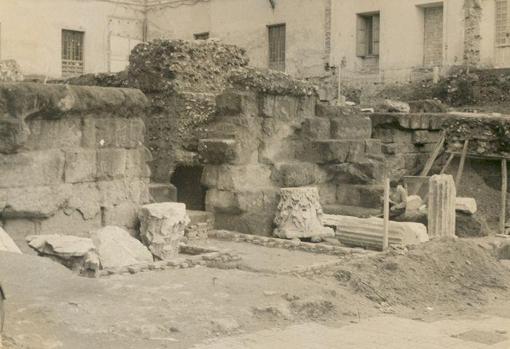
[
  {"x1": 96, "y1": 245, "x2": 241, "y2": 277},
  {"x1": 208, "y1": 230, "x2": 375, "y2": 257}
]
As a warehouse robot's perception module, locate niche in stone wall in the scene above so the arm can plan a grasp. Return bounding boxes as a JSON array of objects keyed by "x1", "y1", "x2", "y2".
[{"x1": 170, "y1": 165, "x2": 206, "y2": 211}]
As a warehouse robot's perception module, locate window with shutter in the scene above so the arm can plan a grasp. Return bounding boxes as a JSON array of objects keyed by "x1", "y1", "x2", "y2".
[
  {"x1": 62, "y1": 29, "x2": 84, "y2": 78},
  {"x1": 356, "y1": 13, "x2": 380, "y2": 57},
  {"x1": 268, "y1": 24, "x2": 286, "y2": 71}
]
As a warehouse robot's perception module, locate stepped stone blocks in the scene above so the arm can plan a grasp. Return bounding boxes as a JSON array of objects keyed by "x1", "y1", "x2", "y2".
[
  {"x1": 138, "y1": 203, "x2": 190, "y2": 260},
  {"x1": 0, "y1": 83, "x2": 150, "y2": 245},
  {"x1": 273, "y1": 187, "x2": 334, "y2": 239},
  {"x1": 428, "y1": 174, "x2": 456, "y2": 238},
  {"x1": 369, "y1": 113, "x2": 445, "y2": 180},
  {"x1": 323, "y1": 214, "x2": 429, "y2": 250}
]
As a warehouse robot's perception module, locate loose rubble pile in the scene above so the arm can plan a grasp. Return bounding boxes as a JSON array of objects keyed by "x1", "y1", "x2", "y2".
[
  {"x1": 128, "y1": 39, "x2": 249, "y2": 94},
  {"x1": 443, "y1": 114, "x2": 510, "y2": 157}
]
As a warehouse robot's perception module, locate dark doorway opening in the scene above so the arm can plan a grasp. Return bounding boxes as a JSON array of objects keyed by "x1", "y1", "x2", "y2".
[{"x1": 170, "y1": 165, "x2": 206, "y2": 211}]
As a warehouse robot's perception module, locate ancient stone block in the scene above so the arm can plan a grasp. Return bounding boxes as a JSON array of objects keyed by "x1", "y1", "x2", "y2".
[
  {"x1": 365, "y1": 139, "x2": 382, "y2": 157},
  {"x1": 125, "y1": 148, "x2": 151, "y2": 179},
  {"x1": 205, "y1": 189, "x2": 241, "y2": 214},
  {"x1": 25, "y1": 118, "x2": 82, "y2": 150},
  {"x1": 94, "y1": 118, "x2": 145, "y2": 149},
  {"x1": 64, "y1": 149, "x2": 97, "y2": 183},
  {"x1": 91, "y1": 226, "x2": 153, "y2": 269},
  {"x1": 97, "y1": 179, "x2": 150, "y2": 208},
  {"x1": 81, "y1": 117, "x2": 96, "y2": 148},
  {"x1": 236, "y1": 188, "x2": 279, "y2": 213},
  {"x1": 310, "y1": 140, "x2": 366, "y2": 164},
  {"x1": 96, "y1": 148, "x2": 127, "y2": 180},
  {"x1": 202, "y1": 165, "x2": 273, "y2": 191},
  {"x1": 67, "y1": 183, "x2": 101, "y2": 220},
  {"x1": 0, "y1": 227, "x2": 22, "y2": 254},
  {"x1": 2, "y1": 185, "x2": 71, "y2": 219},
  {"x1": 323, "y1": 214, "x2": 429, "y2": 250},
  {"x1": 318, "y1": 183, "x2": 337, "y2": 205},
  {"x1": 149, "y1": 182, "x2": 177, "y2": 202},
  {"x1": 372, "y1": 128, "x2": 413, "y2": 144},
  {"x1": 103, "y1": 202, "x2": 139, "y2": 229},
  {"x1": 336, "y1": 184, "x2": 383, "y2": 209},
  {"x1": 302, "y1": 118, "x2": 331, "y2": 139},
  {"x1": 428, "y1": 174, "x2": 456, "y2": 238},
  {"x1": 216, "y1": 90, "x2": 258, "y2": 116},
  {"x1": 261, "y1": 95, "x2": 299, "y2": 120},
  {"x1": 329, "y1": 161, "x2": 383, "y2": 184},
  {"x1": 273, "y1": 162, "x2": 328, "y2": 187},
  {"x1": 38, "y1": 210, "x2": 102, "y2": 237},
  {"x1": 412, "y1": 130, "x2": 442, "y2": 145},
  {"x1": 26, "y1": 234, "x2": 99, "y2": 275},
  {"x1": 330, "y1": 116, "x2": 372, "y2": 140},
  {"x1": 273, "y1": 187, "x2": 334, "y2": 239},
  {"x1": 0, "y1": 150, "x2": 65, "y2": 189},
  {"x1": 455, "y1": 197, "x2": 477, "y2": 215},
  {"x1": 198, "y1": 139, "x2": 240, "y2": 164},
  {"x1": 138, "y1": 203, "x2": 190, "y2": 260},
  {"x1": 297, "y1": 96, "x2": 316, "y2": 119}
]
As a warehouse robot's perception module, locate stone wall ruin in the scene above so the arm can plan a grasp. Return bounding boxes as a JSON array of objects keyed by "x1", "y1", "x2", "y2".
[{"x1": 0, "y1": 83, "x2": 151, "y2": 252}]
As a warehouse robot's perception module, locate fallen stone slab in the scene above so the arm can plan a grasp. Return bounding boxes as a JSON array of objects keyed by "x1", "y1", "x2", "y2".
[
  {"x1": 0, "y1": 227, "x2": 22, "y2": 254},
  {"x1": 455, "y1": 197, "x2": 477, "y2": 215},
  {"x1": 138, "y1": 203, "x2": 190, "y2": 260},
  {"x1": 323, "y1": 214, "x2": 429, "y2": 250},
  {"x1": 273, "y1": 187, "x2": 334, "y2": 240},
  {"x1": 91, "y1": 226, "x2": 153, "y2": 269},
  {"x1": 26, "y1": 234, "x2": 99, "y2": 275}
]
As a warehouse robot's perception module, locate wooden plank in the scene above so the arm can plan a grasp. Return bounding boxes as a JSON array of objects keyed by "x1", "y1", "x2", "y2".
[
  {"x1": 410, "y1": 132, "x2": 445, "y2": 195},
  {"x1": 455, "y1": 140, "x2": 469, "y2": 188},
  {"x1": 500, "y1": 159, "x2": 508, "y2": 235},
  {"x1": 419, "y1": 132, "x2": 446, "y2": 177},
  {"x1": 382, "y1": 177, "x2": 390, "y2": 251},
  {"x1": 440, "y1": 153, "x2": 455, "y2": 175}
]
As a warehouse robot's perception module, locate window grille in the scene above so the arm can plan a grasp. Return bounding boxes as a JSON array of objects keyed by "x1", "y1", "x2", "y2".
[
  {"x1": 268, "y1": 24, "x2": 286, "y2": 71},
  {"x1": 496, "y1": 0, "x2": 509, "y2": 46},
  {"x1": 62, "y1": 30, "x2": 84, "y2": 77}
]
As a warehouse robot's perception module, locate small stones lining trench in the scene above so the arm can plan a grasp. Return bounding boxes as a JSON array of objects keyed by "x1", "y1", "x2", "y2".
[
  {"x1": 208, "y1": 230, "x2": 374, "y2": 257},
  {"x1": 97, "y1": 246, "x2": 241, "y2": 278}
]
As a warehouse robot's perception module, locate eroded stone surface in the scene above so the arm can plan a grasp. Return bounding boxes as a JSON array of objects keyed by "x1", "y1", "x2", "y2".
[
  {"x1": 91, "y1": 226, "x2": 153, "y2": 269},
  {"x1": 26, "y1": 234, "x2": 99, "y2": 275},
  {"x1": 274, "y1": 187, "x2": 334, "y2": 239},
  {"x1": 428, "y1": 175, "x2": 456, "y2": 239},
  {"x1": 455, "y1": 197, "x2": 477, "y2": 215},
  {"x1": 323, "y1": 214, "x2": 429, "y2": 250},
  {"x1": 138, "y1": 203, "x2": 190, "y2": 260}
]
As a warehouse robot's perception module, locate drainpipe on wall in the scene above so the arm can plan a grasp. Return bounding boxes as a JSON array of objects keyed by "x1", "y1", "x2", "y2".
[{"x1": 142, "y1": 0, "x2": 148, "y2": 42}]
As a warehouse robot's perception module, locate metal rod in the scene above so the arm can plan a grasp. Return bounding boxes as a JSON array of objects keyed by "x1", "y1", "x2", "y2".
[
  {"x1": 383, "y1": 177, "x2": 390, "y2": 251},
  {"x1": 500, "y1": 159, "x2": 508, "y2": 235},
  {"x1": 455, "y1": 140, "x2": 469, "y2": 188}
]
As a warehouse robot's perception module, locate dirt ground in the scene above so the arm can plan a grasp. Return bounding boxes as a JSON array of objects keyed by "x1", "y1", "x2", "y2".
[{"x1": 1, "y1": 237, "x2": 509, "y2": 349}]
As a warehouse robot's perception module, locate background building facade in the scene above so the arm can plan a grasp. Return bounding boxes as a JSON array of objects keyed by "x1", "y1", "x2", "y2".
[{"x1": 1, "y1": 0, "x2": 510, "y2": 86}]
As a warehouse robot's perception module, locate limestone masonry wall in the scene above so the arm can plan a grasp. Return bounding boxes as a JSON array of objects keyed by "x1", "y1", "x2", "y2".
[
  {"x1": 0, "y1": 83, "x2": 151, "y2": 252},
  {"x1": 199, "y1": 72, "x2": 386, "y2": 235}
]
